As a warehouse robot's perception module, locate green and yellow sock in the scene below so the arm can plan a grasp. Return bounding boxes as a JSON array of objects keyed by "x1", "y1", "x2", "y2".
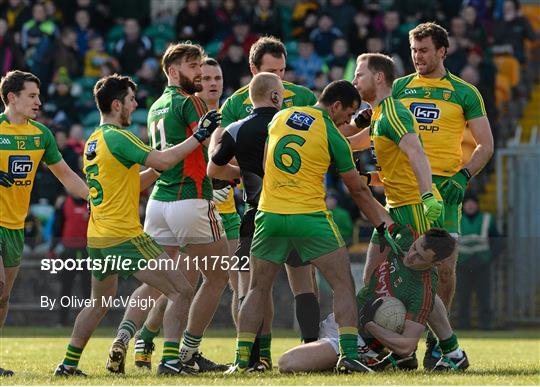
[
  {"x1": 338, "y1": 327, "x2": 359, "y2": 360},
  {"x1": 259, "y1": 333, "x2": 272, "y2": 363},
  {"x1": 161, "y1": 341, "x2": 180, "y2": 363},
  {"x1": 63, "y1": 344, "x2": 83, "y2": 367},
  {"x1": 139, "y1": 324, "x2": 159, "y2": 343},
  {"x1": 234, "y1": 332, "x2": 256, "y2": 368}
]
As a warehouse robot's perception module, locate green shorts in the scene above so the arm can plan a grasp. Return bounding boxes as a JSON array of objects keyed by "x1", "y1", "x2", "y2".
[
  {"x1": 433, "y1": 175, "x2": 462, "y2": 235},
  {"x1": 0, "y1": 226, "x2": 24, "y2": 267},
  {"x1": 370, "y1": 202, "x2": 444, "y2": 244},
  {"x1": 87, "y1": 233, "x2": 164, "y2": 281},
  {"x1": 220, "y1": 212, "x2": 241, "y2": 240},
  {"x1": 250, "y1": 210, "x2": 345, "y2": 264}
]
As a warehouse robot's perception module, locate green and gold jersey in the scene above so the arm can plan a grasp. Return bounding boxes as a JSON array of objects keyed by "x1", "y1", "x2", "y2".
[
  {"x1": 369, "y1": 97, "x2": 422, "y2": 208},
  {"x1": 148, "y1": 86, "x2": 212, "y2": 202},
  {"x1": 220, "y1": 80, "x2": 317, "y2": 128},
  {"x1": 259, "y1": 106, "x2": 355, "y2": 214},
  {"x1": 0, "y1": 114, "x2": 62, "y2": 229},
  {"x1": 356, "y1": 231, "x2": 437, "y2": 325},
  {"x1": 392, "y1": 70, "x2": 486, "y2": 176},
  {"x1": 84, "y1": 124, "x2": 152, "y2": 248}
]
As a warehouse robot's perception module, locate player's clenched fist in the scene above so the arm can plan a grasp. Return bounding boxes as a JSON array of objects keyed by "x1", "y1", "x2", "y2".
[
  {"x1": 193, "y1": 110, "x2": 222, "y2": 143},
  {"x1": 354, "y1": 108, "x2": 372, "y2": 129},
  {"x1": 439, "y1": 168, "x2": 471, "y2": 205}
]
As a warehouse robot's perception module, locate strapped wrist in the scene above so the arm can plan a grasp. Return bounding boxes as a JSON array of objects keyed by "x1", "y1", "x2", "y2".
[{"x1": 421, "y1": 192, "x2": 434, "y2": 201}]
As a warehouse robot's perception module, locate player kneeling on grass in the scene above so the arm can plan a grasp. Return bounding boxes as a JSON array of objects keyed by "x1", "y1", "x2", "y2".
[
  {"x1": 279, "y1": 227, "x2": 469, "y2": 373},
  {"x1": 54, "y1": 74, "x2": 221, "y2": 377}
]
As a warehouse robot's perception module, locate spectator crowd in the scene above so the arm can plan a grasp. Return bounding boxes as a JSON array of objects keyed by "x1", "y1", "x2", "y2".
[{"x1": 0, "y1": 1, "x2": 537, "y2": 328}]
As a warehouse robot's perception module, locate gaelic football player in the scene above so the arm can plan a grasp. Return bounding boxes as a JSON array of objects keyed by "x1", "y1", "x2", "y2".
[{"x1": 0, "y1": 70, "x2": 88, "y2": 376}]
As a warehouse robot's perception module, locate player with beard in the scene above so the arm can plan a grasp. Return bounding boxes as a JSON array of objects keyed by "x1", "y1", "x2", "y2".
[
  {"x1": 129, "y1": 58, "x2": 240, "y2": 370},
  {"x1": 107, "y1": 43, "x2": 229, "y2": 374},
  {"x1": 54, "y1": 74, "x2": 220, "y2": 377}
]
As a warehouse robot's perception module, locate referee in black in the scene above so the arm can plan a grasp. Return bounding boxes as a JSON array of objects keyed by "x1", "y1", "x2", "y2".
[{"x1": 207, "y1": 73, "x2": 320, "y2": 371}]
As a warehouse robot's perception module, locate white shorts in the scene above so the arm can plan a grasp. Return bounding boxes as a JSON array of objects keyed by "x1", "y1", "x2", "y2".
[
  {"x1": 319, "y1": 313, "x2": 372, "y2": 356},
  {"x1": 144, "y1": 198, "x2": 225, "y2": 247}
]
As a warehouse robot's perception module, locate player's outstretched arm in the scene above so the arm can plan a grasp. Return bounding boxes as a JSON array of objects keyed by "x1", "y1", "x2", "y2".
[
  {"x1": 340, "y1": 169, "x2": 392, "y2": 227},
  {"x1": 464, "y1": 116, "x2": 494, "y2": 176},
  {"x1": 139, "y1": 168, "x2": 160, "y2": 191},
  {"x1": 145, "y1": 136, "x2": 200, "y2": 171},
  {"x1": 207, "y1": 160, "x2": 241, "y2": 180},
  {"x1": 347, "y1": 127, "x2": 370, "y2": 151},
  {"x1": 146, "y1": 110, "x2": 221, "y2": 171},
  {"x1": 365, "y1": 319, "x2": 425, "y2": 357},
  {"x1": 48, "y1": 159, "x2": 89, "y2": 200},
  {"x1": 207, "y1": 125, "x2": 241, "y2": 180}
]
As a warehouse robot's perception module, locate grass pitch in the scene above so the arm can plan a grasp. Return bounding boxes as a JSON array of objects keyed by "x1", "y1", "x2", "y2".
[{"x1": 1, "y1": 328, "x2": 539, "y2": 385}]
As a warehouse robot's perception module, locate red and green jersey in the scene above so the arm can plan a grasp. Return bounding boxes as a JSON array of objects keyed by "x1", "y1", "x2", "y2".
[
  {"x1": 356, "y1": 233, "x2": 437, "y2": 325},
  {"x1": 147, "y1": 86, "x2": 212, "y2": 201},
  {"x1": 0, "y1": 114, "x2": 62, "y2": 229},
  {"x1": 220, "y1": 80, "x2": 317, "y2": 127}
]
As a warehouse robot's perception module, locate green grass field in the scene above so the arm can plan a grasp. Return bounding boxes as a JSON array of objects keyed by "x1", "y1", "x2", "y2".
[{"x1": 1, "y1": 328, "x2": 539, "y2": 385}]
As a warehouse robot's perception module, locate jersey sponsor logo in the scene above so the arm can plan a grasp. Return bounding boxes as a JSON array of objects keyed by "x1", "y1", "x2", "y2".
[
  {"x1": 0, "y1": 137, "x2": 10, "y2": 145},
  {"x1": 286, "y1": 111, "x2": 315, "y2": 131},
  {"x1": 375, "y1": 261, "x2": 392, "y2": 297},
  {"x1": 9, "y1": 155, "x2": 33, "y2": 184},
  {"x1": 86, "y1": 140, "x2": 97, "y2": 161},
  {"x1": 410, "y1": 102, "x2": 440, "y2": 124},
  {"x1": 151, "y1": 107, "x2": 169, "y2": 116}
]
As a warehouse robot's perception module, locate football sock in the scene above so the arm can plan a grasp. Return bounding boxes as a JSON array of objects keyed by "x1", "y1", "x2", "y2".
[
  {"x1": 139, "y1": 324, "x2": 159, "y2": 343},
  {"x1": 248, "y1": 324, "x2": 263, "y2": 366},
  {"x1": 235, "y1": 332, "x2": 256, "y2": 368},
  {"x1": 426, "y1": 329, "x2": 439, "y2": 348},
  {"x1": 179, "y1": 331, "x2": 202, "y2": 362},
  {"x1": 63, "y1": 344, "x2": 83, "y2": 367},
  {"x1": 338, "y1": 326, "x2": 359, "y2": 360},
  {"x1": 295, "y1": 293, "x2": 320, "y2": 343},
  {"x1": 259, "y1": 334, "x2": 272, "y2": 363},
  {"x1": 439, "y1": 334, "x2": 463, "y2": 357},
  {"x1": 161, "y1": 341, "x2": 180, "y2": 363},
  {"x1": 116, "y1": 319, "x2": 137, "y2": 347}
]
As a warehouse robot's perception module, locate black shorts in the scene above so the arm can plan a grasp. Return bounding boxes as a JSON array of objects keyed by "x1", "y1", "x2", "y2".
[{"x1": 235, "y1": 207, "x2": 310, "y2": 271}]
